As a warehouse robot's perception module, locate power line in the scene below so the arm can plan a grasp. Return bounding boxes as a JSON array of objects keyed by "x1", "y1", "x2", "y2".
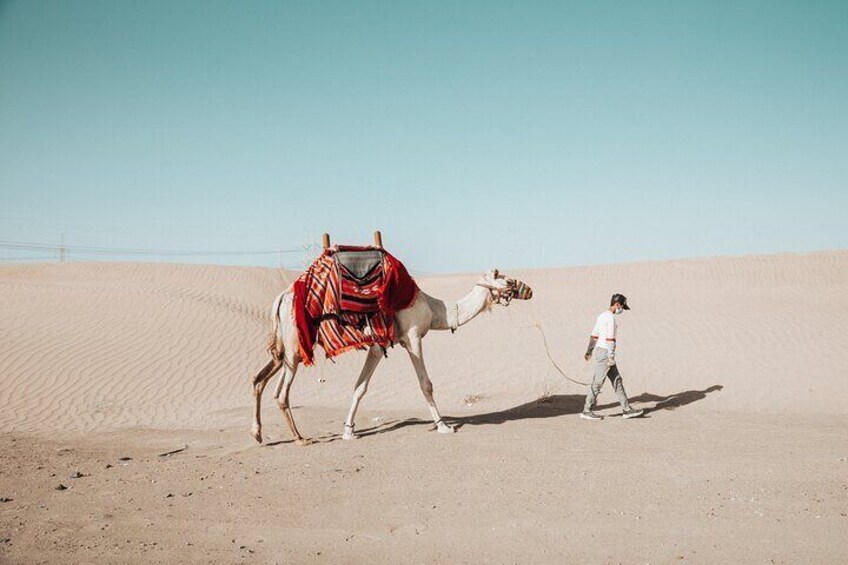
[
  {"x1": 0, "y1": 240, "x2": 303, "y2": 257},
  {"x1": 0, "y1": 237, "x2": 433, "y2": 275},
  {"x1": 0, "y1": 256, "x2": 57, "y2": 262}
]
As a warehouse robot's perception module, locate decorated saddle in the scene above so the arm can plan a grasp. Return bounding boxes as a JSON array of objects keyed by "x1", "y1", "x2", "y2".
[{"x1": 292, "y1": 245, "x2": 419, "y2": 365}]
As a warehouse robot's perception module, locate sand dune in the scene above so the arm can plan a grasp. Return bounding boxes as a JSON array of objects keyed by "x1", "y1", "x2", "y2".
[
  {"x1": 0, "y1": 252, "x2": 845, "y2": 435},
  {"x1": 0, "y1": 263, "x2": 289, "y2": 433},
  {"x1": 1, "y1": 253, "x2": 847, "y2": 563}
]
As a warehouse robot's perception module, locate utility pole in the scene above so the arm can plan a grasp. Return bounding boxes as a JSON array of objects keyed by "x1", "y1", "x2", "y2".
[{"x1": 302, "y1": 233, "x2": 316, "y2": 269}]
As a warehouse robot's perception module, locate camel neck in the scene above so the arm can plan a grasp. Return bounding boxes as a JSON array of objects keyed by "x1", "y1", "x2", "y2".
[
  {"x1": 424, "y1": 285, "x2": 492, "y2": 332},
  {"x1": 453, "y1": 285, "x2": 492, "y2": 328}
]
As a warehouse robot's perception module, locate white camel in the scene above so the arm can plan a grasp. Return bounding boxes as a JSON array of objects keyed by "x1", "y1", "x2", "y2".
[{"x1": 250, "y1": 269, "x2": 532, "y2": 445}]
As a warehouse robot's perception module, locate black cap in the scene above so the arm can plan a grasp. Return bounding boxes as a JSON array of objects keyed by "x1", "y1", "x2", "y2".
[{"x1": 611, "y1": 294, "x2": 630, "y2": 310}]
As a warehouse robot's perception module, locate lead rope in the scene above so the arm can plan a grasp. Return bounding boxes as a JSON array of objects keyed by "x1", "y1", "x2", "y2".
[{"x1": 525, "y1": 323, "x2": 590, "y2": 386}]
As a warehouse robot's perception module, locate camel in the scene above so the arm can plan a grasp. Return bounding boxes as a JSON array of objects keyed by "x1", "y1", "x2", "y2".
[{"x1": 250, "y1": 269, "x2": 533, "y2": 445}]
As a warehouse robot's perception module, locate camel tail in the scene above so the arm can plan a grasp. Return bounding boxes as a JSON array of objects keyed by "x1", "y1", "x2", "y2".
[{"x1": 265, "y1": 291, "x2": 285, "y2": 361}]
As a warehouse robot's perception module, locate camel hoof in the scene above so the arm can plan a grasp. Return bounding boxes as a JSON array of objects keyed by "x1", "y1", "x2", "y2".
[
  {"x1": 250, "y1": 427, "x2": 263, "y2": 444},
  {"x1": 295, "y1": 437, "x2": 313, "y2": 446},
  {"x1": 437, "y1": 422, "x2": 456, "y2": 434}
]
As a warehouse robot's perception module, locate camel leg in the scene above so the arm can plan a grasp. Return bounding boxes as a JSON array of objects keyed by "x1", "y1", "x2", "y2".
[
  {"x1": 342, "y1": 345, "x2": 384, "y2": 440},
  {"x1": 273, "y1": 357, "x2": 311, "y2": 446},
  {"x1": 407, "y1": 337, "x2": 455, "y2": 434},
  {"x1": 250, "y1": 358, "x2": 284, "y2": 443}
]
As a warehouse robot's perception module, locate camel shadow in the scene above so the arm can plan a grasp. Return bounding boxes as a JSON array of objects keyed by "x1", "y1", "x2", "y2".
[
  {"x1": 335, "y1": 394, "x2": 590, "y2": 439},
  {"x1": 351, "y1": 418, "x2": 433, "y2": 439},
  {"x1": 344, "y1": 385, "x2": 724, "y2": 437},
  {"x1": 455, "y1": 394, "x2": 586, "y2": 428},
  {"x1": 263, "y1": 438, "x2": 295, "y2": 447},
  {"x1": 264, "y1": 418, "x2": 436, "y2": 445},
  {"x1": 275, "y1": 385, "x2": 726, "y2": 444}
]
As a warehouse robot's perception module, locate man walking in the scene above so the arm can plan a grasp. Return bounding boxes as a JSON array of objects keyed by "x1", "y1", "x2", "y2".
[{"x1": 581, "y1": 293, "x2": 644, "y2": 420}]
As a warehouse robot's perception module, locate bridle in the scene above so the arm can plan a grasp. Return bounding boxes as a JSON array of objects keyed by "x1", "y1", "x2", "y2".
[
  {"x1": 448, "y1": 280, "x2": 512, "y2": 334},
  {"x1": 450, "y1": 271, "x2": 529, "y2": 334},
  {"x1": 478, "y1": 284, "x2": 516, "y2": 306},
  {"x1": 476, "y1": 271, "x2": 519, "y2": 306}
]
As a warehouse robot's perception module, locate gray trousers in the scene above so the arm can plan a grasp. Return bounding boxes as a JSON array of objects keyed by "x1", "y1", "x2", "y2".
[{"x1": 584, "y1": 347, "x2": 631, "y2": 412}]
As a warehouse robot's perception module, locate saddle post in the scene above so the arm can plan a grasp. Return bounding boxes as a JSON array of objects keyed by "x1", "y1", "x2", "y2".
[
  {"x1": 322, "y1": 233, "x2": 331, "y2": 249},
  {"x1": 373, "y1": 230, "x2": 383, "y2": 248}
]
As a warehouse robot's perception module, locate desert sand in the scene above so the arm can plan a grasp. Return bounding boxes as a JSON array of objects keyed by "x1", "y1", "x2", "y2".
[{"x1": 0, "y1": 252, "x2": 846, "y2": 563}]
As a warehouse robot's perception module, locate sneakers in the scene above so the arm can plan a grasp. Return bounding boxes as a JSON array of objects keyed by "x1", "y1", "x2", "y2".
[
  {"x1": 582, "y1": 408, "x2": 644, "y2": 420},
  {"x1": 622, "y1": 407, "x2": 644, "y2": 419}
]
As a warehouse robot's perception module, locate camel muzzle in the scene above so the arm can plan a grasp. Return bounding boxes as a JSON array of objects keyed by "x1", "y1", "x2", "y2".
[{"x1": 511, "y1": 280, "x2": 533, "y2": 300}]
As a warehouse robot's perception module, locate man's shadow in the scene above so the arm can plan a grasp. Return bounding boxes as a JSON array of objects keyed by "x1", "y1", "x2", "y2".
[
  {"x1": 338, "y1": 385, "x2": 724, "y2": 439},
  {"x1": 629, "y1": 385, "x2": 724, "y2": 414}
]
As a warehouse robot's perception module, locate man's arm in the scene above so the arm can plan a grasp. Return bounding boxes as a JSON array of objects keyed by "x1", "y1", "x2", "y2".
[
  {"x1": 584, "y1": 336, "x2": 598, "y2": 361},
  {"x1": 607, "y1": 316, "x2": 617, "y2": 366},
  {"x1": 606, "y1": 338, "x2": 616, "y2": 366}
]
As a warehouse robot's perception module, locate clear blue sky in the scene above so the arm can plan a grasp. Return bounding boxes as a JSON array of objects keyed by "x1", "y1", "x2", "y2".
[{"x1": 1, "y1": 1, "x2": 846, "y2": 272}]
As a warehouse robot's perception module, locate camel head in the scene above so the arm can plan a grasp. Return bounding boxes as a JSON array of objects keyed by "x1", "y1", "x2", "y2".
[{"x1": 477, "y1": 269, "x2": 533, "y2": 305}]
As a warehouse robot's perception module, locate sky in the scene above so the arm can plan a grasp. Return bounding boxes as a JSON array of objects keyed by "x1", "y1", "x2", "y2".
[{"x1": 1, "y1": 1, "x2": 846, "y2": 273}]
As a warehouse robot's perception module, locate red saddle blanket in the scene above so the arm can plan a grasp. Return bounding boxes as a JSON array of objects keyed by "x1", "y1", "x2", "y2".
[{"x1": 292, "y1": 246, "x2": 419, "y2": 365}]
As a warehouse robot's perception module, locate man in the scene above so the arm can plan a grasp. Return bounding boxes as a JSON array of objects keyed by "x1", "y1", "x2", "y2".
[{"x1": 581, "y1": 293, "x2": 644, "y2": 420}]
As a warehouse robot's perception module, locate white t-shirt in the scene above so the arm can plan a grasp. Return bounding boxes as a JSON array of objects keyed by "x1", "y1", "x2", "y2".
[{"x1": 591, "y1": 311, "x2": 617, "y2": 351}]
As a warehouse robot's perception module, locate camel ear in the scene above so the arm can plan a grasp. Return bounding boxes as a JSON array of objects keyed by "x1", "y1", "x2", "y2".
[{"x1": 493, "y1": 269, "x2": 499, "y2": 279}]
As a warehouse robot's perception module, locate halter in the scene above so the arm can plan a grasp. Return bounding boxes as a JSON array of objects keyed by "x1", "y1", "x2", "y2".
[
  {"x1": 475, "y1": 280, "x2": 517, "y2": 306},
  {"x1": 448, "y1": 281, "x2": 514, "y2": 335},
  {"x1": 452, "y1": 274, "x2": 530, "y2": 333}
]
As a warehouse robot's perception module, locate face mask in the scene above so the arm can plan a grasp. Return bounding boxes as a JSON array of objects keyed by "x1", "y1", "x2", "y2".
[{"x1": 613, "y1": 307, "x2": 624, "y2": 315}]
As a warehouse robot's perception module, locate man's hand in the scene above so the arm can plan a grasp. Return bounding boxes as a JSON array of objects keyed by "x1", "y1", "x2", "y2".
[{"x1": 584, "y1": 337, "x2": 597, "y2": 361}]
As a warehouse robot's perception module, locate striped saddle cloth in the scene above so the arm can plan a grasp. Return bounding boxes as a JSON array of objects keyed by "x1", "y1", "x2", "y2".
[
  {"x1": 292, "y1": 246, "x2": 419, "y2": 365},
  {"x1": 334, "y1": 248, "x2": 385, "y2": 313}
]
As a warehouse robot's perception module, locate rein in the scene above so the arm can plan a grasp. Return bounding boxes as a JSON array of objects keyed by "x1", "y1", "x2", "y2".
[
  {"x1": 525, "y1": 323, "x2": 590, "y2": 386},
  {"x1": 471, "y1": 278, "x2": 584, "y2": 386},
  {"x1": 470, "y1": 282, "x2": 589, "y2": 386}
]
